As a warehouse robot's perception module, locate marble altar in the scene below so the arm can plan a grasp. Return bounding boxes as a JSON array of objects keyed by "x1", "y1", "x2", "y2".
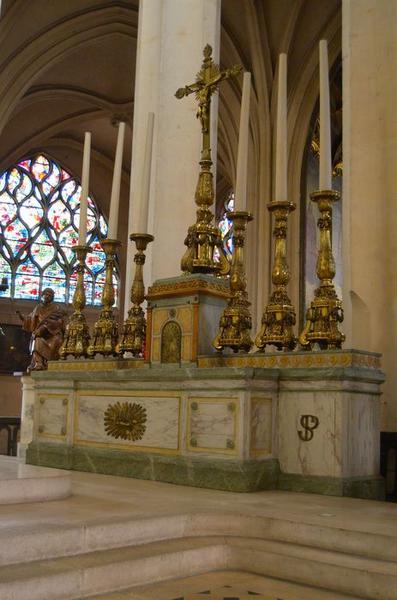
[{"x1": 24, "y1": 348, "x2": 384, "y2": 499}]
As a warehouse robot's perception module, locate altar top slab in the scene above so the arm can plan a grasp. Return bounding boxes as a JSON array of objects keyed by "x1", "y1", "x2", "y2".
[{"x1": 38, "y1": 349, "x2": 384, "y2": 383}]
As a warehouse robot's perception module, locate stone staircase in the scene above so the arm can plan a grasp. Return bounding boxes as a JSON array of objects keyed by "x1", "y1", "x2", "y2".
[{"x1": 0, "y1": 512, "x2": 397, "y2": 599}]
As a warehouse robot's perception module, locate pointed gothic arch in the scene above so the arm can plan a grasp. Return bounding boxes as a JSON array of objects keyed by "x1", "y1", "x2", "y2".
[{"x1": 0, "y1": 153, "x2": 117, "y2": 305}]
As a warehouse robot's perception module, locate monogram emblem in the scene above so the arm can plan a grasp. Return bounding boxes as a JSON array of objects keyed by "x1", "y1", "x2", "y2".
[{"x1": 298, "y1": 414, "x2": 319, "y2": 442}]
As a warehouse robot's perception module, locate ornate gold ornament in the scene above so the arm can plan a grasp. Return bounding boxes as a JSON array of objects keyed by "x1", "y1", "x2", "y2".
[
  {"x1": 161, "y1": 320, "x2": 182, "y2": 363},
  {"x1": 104, "y1": 401, "x2": 147, "y2": 441},
  {"x1": 119, "y1": 233, "x2": 154, "y2": 357},
  {"x1": 299, "y1": 190, "x2": 345, "y2": 350},
  {"x1": 255, "y1": 202, "x2": 297, "y2": 351},
  {"x1": 213, "y1": 211, "x2": 253, "y2": 353},
  {"x1": 87, "y1": 238, "x2": 121, "y2": 357},
  {"x1": 198, "y1": 350, "x2": 381, "y2": 370},
  {"x1": 147, "y1": 277, "x2": 229, "y2": 299},
  {"x1": 175, "y1": 45, "x2": 241, "y2": 276},
  {"x1": 60, "y1": 245, "x2": 91, "y2": 358}
]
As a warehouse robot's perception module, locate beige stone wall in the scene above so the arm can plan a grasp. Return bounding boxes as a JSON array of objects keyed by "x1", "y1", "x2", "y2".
[{"x1": 343, "y1": 0, "x2": 397, "y2": 430}]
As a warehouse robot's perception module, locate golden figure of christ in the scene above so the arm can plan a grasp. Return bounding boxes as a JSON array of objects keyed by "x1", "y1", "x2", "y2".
[{"x1": 175, "y1": 44, "x2": 241, "y2": 150}]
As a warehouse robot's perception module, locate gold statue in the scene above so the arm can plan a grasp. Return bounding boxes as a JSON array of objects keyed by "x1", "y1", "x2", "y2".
[
  {"x1": 175, "y1": 45, "x2": 241, "y2": 275},
  {"x1": 17, "y1": 288, "x2": 66, "y2": 371}
]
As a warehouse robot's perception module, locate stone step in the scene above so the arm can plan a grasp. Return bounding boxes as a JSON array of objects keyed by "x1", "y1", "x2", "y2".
[
  {"x1": 0, "y1": 456, "x2": 71, "y2": 505},
  {"x1": 0, "y1": 535, "x2": 396, "y2": 600},
  {"x1": 1, "y1": 511, "x2": 397, "y2": 567}
]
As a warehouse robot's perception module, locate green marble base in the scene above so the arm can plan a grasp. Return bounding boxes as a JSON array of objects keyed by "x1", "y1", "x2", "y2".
[
  {"x1": 278, "y1": 473, "x2": 385, "y2": 500},
  {"x1": 26, "y1": 442, "x2": 280, "y2": 493}
]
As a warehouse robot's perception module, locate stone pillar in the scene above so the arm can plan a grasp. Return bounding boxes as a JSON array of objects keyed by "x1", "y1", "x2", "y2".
[
  {"x1": 18, "y1": 376, "x2": 35, "y2": 460},
  {"x1": 125, "y1": 0, "x2": 221, "y2": 316},
  {"x1": 342, "y1": 0, "x2": 397, "y2": 430}
]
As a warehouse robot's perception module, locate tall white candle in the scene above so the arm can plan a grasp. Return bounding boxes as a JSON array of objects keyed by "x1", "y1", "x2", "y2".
[
  {"x1": 108, "y1": 121, "x2": 126, "y2": 239},
  {"x1": 275, "y1": 53, "x2": 287, "y2": 202},
  {"x1": 78, "y1": 132, "x2": 91, "y2": 245},
  {"x1": 137, "y1": 112, "x2": 155, "y2": 232},
  {"x1": 234, "y1": 72, "x2": 251, "y2": 211},
  {"x1": 319, "y1": 39, "x2": 332, "y2": 190}
]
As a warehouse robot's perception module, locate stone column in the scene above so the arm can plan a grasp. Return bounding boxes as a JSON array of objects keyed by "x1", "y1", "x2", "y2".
[
  {"x1": 18, "y1": 376, "x2": 35, "y2": 460},
  {"x1": 342, "y1": 0, "x2": 397, "y2": 430},
  {"x1": 125, "y1": 0, "x2": 221, "y2": 316}
]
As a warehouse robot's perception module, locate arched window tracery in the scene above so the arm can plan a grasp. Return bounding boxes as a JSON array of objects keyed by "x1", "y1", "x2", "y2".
[{"x1": 0, "y1": 154, "x2": 116, "y2": 305}]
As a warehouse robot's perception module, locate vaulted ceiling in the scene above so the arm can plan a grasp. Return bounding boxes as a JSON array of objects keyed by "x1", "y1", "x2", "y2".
[{"x1": 0, "y1": 0, "x2": 341, "y2": 221}]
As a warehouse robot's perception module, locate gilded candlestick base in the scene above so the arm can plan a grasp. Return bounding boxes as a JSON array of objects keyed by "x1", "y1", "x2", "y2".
[
  {"x1": 87, "y1": 238, "x2": 121, "y2": 357},
  {"x1": 299, "y1": 190, "x2": 345, "y2": 350},
  {"x1": 181, "y1": 160, "x2": 231, "y2": 276},
  {"x1": 119, "y1": 233, "x2": 154, "y2": 357},
  {"x1": 60, "y1": 245, "x2": 91, "y2": 358},
  {"x1": 213, "y1": 211, "x2": 253, "y2": 353},
  {"x1": 256, "y1": 201, "x2": 297, "y2": 351}
]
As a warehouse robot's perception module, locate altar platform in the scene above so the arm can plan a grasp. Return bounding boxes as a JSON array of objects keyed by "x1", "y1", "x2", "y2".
[{"x1": 0, "y1": 468, "x2": 396, "y2": 599}]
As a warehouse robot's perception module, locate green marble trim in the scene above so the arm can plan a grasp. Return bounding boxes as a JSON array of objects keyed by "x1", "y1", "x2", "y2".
[
  {"x1": 31, "y1": 364, "x2": 383, "y2": 387},
  {"x1": 26, "y1": 442, "x2": 386, "y2": 500},
  {"x1": 26, "y1": 442, "x2": 280, "y2": 493},
  {"x1": 278, "y1": 473, "x2": 385, "y2": 501},
  {"x1": 277, "y1": 367, "x2": 385, "y2": 384},
  {"x1": 31, "y1": 366, "x2": 280, "y2": 382}
]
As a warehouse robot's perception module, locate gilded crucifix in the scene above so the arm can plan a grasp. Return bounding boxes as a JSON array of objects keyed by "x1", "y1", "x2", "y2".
[{"x1": 175, "y1": 44, "x2": 241, "y2": 274}]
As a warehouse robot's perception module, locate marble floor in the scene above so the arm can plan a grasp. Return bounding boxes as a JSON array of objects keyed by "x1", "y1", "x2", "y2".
[
  {"x1": 0, "y1": 461, "x2": 397, "y2": 599},
  {"x1": 95, "y1": 570, "x2": 362, "y2": 599}
]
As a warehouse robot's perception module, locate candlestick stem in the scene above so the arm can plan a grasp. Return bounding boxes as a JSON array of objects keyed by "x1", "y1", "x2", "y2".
[
  {"x1": 213, "y1": 211, "x2": 253, "y2": 353},
  {"x1": 255, "y1": 201, "x2": 296, "y2": 351},
  {"x1": 87, "y1": 238, "x2": 121, "y2": 357},
  {"x1": 119, "y1": 233, "x2": 154, "y2": 356},
  {"x1": 299, "y1": 190, "x2": 345, "y2": 350},
  {"x1": 60, "y1": 245, "x2": 91, "y2": 358}
]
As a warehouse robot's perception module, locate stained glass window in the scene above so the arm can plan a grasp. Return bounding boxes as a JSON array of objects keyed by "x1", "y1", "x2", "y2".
[
  {"x1": 0, "y1": 154, "x2": 117, "y2": 305},
  {"x1": 217, "y1": 191, "x2": 235, "y2": 259}
]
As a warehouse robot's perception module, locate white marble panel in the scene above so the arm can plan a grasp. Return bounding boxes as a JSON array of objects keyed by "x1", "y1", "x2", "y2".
[
  {"x1": 76, "y1": 394, "x2": 180, "y2": 450},
  {"x1": 37, "y1": 394, "x2": 68, "y2": 439},
  {"x1": 189, "y1": 398, "x2": 237, "y2": 452},
  {"x1": 250, "y1": 397, "x2": 272, "y2": 456},
  {"x1": 278, "y1": 391, "x2": 342, "y2": 477},
  {"x1": 341, "y1": 393, "x2": 380, "y2": 477}
]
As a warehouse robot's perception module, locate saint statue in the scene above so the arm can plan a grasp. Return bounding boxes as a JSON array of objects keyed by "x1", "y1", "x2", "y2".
[{"x1": 16, "y1": 288, "x2": 66, "y2": 371}]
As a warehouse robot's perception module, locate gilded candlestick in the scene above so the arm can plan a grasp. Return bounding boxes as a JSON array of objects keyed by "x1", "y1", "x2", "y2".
[
  {"x1": 299, "y1": 189, "x2": 345, "y2": 350},
  {"x1": 87, "y1": 238, "x2": 121, "y2": 357},
  {"x1": 256, "y1": 201, "x2": 297, "y2": 351},
  {"x1": 118, "y1": 233, "x2": 154, "y2": 357},
  {"x1": 176, "y1": 45, "x2": 241, "y2": 276},
  {"x1": 213, "y1": 211, "x2": 253, "y2": 353},
  {"x1": 60, "y1": 245, "x2": 91, "y2": 358}
]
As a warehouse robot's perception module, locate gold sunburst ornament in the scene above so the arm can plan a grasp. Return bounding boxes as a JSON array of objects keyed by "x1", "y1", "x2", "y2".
[{"x1": 104, "y1": 401, "x2": 147, "y2": 441}]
